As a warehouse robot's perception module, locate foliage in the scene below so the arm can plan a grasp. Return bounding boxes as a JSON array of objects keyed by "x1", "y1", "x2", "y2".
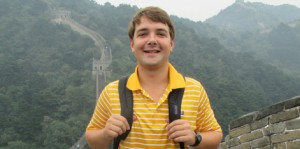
[
  {"x1": 205, "y1": 0, "x2": 300, "y2": 32},
  {"x1": 1, "y1": 0, "x2": 300, "y2": 148},
  {"x1": 190, "y1": 1, "x2": 300, "y2": 76}
]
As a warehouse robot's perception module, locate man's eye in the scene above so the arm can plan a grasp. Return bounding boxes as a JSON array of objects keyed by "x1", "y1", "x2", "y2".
[
  {"x1": 158, "y1": 33, "x2": 166, "y2": 36},
  {"x1": 138, "y1": 33, "x2": 146, "y2": 37}
]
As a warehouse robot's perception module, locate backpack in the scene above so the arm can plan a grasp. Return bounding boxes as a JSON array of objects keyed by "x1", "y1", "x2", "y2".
[{"x1": 113, "y1": 76, "x2": 185, "y2": 149}]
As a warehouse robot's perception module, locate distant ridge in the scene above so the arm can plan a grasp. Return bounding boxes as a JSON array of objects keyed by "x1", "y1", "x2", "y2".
[{"x1": 205, "y1": 0, "x2": 300, "y2": 32}]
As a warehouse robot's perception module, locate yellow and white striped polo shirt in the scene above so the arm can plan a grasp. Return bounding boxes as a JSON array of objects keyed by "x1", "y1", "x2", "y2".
[{"x1": 87, "y1": 63, "x2": 222, "y2": 149}]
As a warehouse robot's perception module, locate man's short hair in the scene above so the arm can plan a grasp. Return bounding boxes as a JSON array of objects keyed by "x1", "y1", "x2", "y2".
[{"x1": 128, "y1": 6, "x2": 175, "y2": 40}]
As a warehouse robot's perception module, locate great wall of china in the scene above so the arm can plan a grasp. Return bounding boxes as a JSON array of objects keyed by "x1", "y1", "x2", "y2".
[
  {"x1": 219, "y1": 96, "x2": 300, "y2": 149},
  {"x1": 50, "y1": 8, "x2": 112, "y2": 149}
]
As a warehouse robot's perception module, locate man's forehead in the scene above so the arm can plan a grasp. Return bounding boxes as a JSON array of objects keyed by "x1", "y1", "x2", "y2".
[
  {"x1": 136, "y1": 16, "x2": 166, "y2": 25},
  {"x1": 135, "y1": 17, "x2": 168, "y2": 29}
]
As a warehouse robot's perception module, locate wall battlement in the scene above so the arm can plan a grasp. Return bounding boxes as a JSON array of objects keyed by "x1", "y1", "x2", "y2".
[{"x1": 219, "y1": 96, "x2": 300, "y2": 149}]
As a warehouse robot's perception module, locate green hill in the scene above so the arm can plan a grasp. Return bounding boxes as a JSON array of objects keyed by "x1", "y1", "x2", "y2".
[
  {"x1": 0, "y1": 0, "x2": 299, "y2": 148},
  {"x1": 205, "y1": 0, "x2": 300, "y2": 32},
  {"x1": 186, "y1": 0, "x2": 300, "y2": 76}
]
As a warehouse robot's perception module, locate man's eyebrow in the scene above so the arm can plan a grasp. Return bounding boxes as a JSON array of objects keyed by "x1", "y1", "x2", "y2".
[
  {"x1": 136, "y1": 28, "x2": 148, "y2": 33},
  {"x1": 137, "y1": 28, "x2": 168, "y2": 32},
  {"x1": 156, "y1": 28, "x2": 168, "y2": 32}
]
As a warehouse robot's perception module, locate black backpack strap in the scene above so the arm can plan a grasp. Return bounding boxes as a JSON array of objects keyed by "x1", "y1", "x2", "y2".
[
  {"x1": 113, "y1": 76, "x2": 133, "y2": 149},
  {"x1": 168, "y1": 88, "x2": 185, "y2": 149},
  {"x1": 113, "y1": 76, "x2": 185, "y2": 149}
]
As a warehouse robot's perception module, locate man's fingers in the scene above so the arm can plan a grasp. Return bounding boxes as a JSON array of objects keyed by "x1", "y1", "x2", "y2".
[
  {"x1": 166, "y1": 119, "x2": 195, "y2": 145},
  {"x1": 104, "y1": 115, "x2": 138, "y2": 140},
  {"x1": 109, "y1": 120, "x2": 127, "y2": 134},
  {"x1": 104, "y1": 115, "x2": 131, "y2": 139},
  {"x1": 111, "y1": 115, "x2": 130, "y2": 130},
  {"x1": 109, "y1": 124, "x2": 127, "y2": 135},
  {"x1": 166, "y1": 119, "x2": 190, "y2": 133},
  {"x1": 168, "y1": 129, "x2": 186, "y2": 139},
  {"x1": 105, "y1": 126, "x2": 120, "y2": 138},
  {"x1": 133, "y1": 115, "x2": 138, "y2": 121},
  {"x1": 166, "y1": 119, "x2": 186, "y2": 130}
]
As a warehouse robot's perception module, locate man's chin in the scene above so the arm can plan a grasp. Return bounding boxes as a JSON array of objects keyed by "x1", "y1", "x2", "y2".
[{"x1": 139, "y1": 61, "x2": 168, "y2": 69}]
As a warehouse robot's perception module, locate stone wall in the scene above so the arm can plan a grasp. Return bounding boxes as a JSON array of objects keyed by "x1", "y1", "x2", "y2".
[{"x1": 219, "y1": 96, "x2": 300, "y2": 149}]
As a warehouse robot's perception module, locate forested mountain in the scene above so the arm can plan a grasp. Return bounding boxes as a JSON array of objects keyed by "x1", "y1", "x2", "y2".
[
  {"x1": 0, "y1": 0, "x2": 299, "y2": 148},
  {"x1": 205, "y1": 0, "x2": 300, "y2": 32},
  {"x1": 183, "y1": 0, "x2": 300, "y2": 76}
]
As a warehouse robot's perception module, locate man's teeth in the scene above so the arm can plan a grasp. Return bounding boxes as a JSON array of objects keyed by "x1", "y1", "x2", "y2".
[{"x1": 144, "y1": 50, "x2": 160, "y2": 53}]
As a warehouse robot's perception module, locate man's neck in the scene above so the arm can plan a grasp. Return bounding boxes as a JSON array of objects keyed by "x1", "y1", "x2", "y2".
[
  {"x1": 137, "y1": 63, "x2": 169, "y2": 86},
  {"x1": 137, "y1": 63, "x2": 169, "y2": 102}
]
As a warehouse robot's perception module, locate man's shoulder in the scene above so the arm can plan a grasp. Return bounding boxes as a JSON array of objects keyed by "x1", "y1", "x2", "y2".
[
  {"x1": 104, "y1": 80, "x2": 119, "y2": 90},
  {"x1": 184, "y1": 77, "x2": 207, "y2": 90},
  {"x1": 184, "y1": 77, "x2": 201, "y2": 86},
  {"x1": 104, "y1": 76, "x2": 132, "y2": 90}
]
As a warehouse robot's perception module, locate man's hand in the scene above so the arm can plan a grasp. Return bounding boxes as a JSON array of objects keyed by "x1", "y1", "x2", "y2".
[
  {"x1": 103, "y1": 115, "x2": 130, "y2": 140},
  {"x1": 103, "y1": 115, "x2": 138, "y2": 140},
  {"x1": 166, "y1": 119, "x2": 196, "y2": 145},
  {"x1": 86, "y1": 115, "x2": 137, "y2": 149}
]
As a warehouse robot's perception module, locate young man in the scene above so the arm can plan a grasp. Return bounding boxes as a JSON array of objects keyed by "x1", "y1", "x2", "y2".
[{"x1": 85, "y1": 6, "x2": 223, "y2": 149}]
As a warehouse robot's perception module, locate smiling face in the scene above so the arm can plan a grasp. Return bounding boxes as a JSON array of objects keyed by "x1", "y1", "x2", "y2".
[{"x1": 130, "y1": 16, "x2": 174, "y2": 69}]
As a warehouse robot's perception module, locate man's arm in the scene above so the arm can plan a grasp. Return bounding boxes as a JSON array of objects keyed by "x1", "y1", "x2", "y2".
[
  {"x1": 194, "y1": 131, "x2": 223, "y2": 149},
  {"x1": 85, "y1": 129, "x2": 112, "y2": 149}
]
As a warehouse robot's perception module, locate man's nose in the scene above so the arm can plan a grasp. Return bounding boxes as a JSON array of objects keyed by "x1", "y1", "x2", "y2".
[{"x1": 147, "y1": 33, "x2": 158, "y2": 46}]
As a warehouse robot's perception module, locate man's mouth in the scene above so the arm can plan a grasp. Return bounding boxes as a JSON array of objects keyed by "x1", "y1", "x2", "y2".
[{"x1": 143, "y1": 50, "x2": 160, "y2": 53}]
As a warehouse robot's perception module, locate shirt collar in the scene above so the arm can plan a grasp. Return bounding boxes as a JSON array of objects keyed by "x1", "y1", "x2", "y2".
[{"x1": 127, "y1": 63, "x2": 185, "y2": 91}]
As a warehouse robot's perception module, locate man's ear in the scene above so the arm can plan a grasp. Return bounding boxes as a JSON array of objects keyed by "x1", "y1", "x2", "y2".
[
  {"x1": 170, "y1": 40, "x2": 174, "y2": 52},
  {"x1": 130, "y1": 39, "x2": 134, "y2": 52}
]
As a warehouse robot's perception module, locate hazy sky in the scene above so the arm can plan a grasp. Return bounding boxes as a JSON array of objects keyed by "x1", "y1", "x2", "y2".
[{"x1": 95, "y1": 0, "x2": 300, "y2": 22}]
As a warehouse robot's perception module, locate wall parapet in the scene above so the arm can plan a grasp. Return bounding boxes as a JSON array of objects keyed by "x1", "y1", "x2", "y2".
[{"x1": 219, "y1": 95, "x2": 300, "y2": 149}]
